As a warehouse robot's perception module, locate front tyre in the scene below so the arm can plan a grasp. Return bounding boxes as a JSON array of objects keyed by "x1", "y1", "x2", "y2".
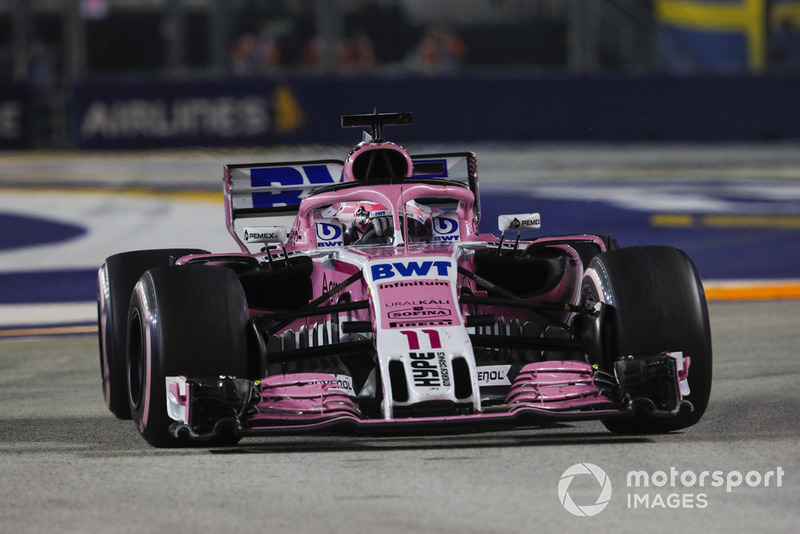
[
  {"x1": 581, "y1": 246, "x2": 712, "y2": 433},
  {"x1": 127, "y1": 265, "x2": 248, "y2": 447},
  {"x1": 98, "y1": 248, "x2": 207, "y2": 419}
]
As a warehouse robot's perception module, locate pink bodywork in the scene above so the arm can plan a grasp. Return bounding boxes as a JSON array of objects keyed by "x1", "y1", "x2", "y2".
[
  {"x1": 252, "y1": 373, "x2": 361, "y2": 421},
  {"x1": 507, "y1": 361, "x2": 614, "y2": 411}
]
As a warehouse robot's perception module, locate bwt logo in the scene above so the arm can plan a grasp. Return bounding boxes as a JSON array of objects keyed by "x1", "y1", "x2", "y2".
[
  {"x1": 316, "y1": 222, "x2": 342, "y2": 240},
  {"x1": 251, "y1": 164, "x2": 341, "y2": 208},
  {"x1": 433, "y1": 216, "x2": 459, "y2": 242},
  {"x1": 315, "y1": 222, "x2": 343, "y2": 247},
  {"x1": 371, "y1": 260, "x2": 452, "y2": 281}
]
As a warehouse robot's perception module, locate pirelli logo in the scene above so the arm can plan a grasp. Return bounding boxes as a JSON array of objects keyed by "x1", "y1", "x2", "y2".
[{"x1": 390, "y1": 319, "x2": 453, "y2": 329}]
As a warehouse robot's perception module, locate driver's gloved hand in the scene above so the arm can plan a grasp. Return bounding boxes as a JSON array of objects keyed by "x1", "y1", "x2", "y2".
[{"x1": 371, "y1": 216, "x2": 393, "y2": 237}]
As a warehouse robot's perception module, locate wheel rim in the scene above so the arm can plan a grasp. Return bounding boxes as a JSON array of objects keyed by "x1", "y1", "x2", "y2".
[
  {"x1": 98, "y1": 297, "x2": 108, "y2": 389},
  {"x1": 97, "y1": 268, "x2": 111, "y2": 395},
  {"x1": 128, "y1": 309, "x2": 145, "y2": 410}
]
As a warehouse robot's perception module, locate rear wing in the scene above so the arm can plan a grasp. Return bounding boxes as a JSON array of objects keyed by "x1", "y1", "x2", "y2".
[
  {"x1": 224, "y1": 160, "x2": 344, "y2": 251},
  {"x1": 223, "y1": 152, "x2": 478, "y2": 251}
]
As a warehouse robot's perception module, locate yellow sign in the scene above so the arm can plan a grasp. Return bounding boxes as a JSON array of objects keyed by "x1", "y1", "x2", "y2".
[
  {"x1": 656, "y1": 0, "x2": 800, "y2": 72},
  {"x1": 272, "y1": 84, "x2": 305, "y2": 134}
]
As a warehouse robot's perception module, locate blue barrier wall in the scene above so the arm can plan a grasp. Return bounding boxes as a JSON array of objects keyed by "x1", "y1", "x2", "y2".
[{"x1": 70, "y1": 74, "x2": 800, "y2": 148}]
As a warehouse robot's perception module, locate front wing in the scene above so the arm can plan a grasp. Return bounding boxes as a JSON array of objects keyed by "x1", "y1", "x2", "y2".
[{"x1": 165, "y1": 356, "x2": 692, "y2": 440}]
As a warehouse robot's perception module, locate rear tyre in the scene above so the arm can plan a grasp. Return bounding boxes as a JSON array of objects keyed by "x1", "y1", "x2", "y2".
[
  {"x1": 581, "y1": 246, "x2": 712, "y2": 434},
  {"x1": 127, "y1": 264, "x2": 248, "y2": 447},
  {"x1": 97, "y1": 248, "x2": 207, "y2": 419}
]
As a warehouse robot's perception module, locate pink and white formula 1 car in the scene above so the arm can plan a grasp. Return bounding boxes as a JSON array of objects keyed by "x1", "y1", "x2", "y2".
[{"x1": 97, "y1": 112, "x2": 712, "y2": 447}]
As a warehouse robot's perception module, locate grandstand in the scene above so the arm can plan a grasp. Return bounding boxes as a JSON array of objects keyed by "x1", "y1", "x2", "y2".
[{"x1": 0, "y1": 0, "x2": 798, "y2": 148}]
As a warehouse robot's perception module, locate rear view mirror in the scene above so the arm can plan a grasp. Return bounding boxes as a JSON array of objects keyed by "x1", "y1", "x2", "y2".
[
  {"x1": 242, "y1": 226, "x2": 287, "y2": 244},
  {"x1": 498, "y1": 213, "x2": 541, "y2": 233}
]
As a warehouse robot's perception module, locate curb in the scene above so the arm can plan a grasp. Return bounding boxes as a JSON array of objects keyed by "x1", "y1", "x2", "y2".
[{"x1": 703, "y1": 280, "x2": 800, "y2": 301}]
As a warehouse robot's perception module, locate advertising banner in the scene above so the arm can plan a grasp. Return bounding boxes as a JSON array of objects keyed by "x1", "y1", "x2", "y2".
[{"x1": 71, "y1": 74, "x2": 800, "y2": 148}]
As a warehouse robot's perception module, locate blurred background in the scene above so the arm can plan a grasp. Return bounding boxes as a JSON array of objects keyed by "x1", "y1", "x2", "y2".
[{"x1": 1, "y1": 0, "x2": 799, "y2": 150}]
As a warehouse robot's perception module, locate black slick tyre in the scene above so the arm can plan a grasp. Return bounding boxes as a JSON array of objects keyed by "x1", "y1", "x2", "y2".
[
  {"x1": 581, "y1": 246, "x2": 712, "y2": 434},
  {"x1": 97, "y1": 248, "x2": 207, "y2": 419},
  {"x1": 126, "y1": 264, "x2": 248, "y2": 447}
]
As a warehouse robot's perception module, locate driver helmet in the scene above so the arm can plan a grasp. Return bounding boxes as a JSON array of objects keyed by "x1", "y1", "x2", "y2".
[
  {"x1": 350, "y1": 200, "x2": 432, "y2": 242},
  {"x1": 354, "y1": 201, "x2": 390, "y2": 233}
]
